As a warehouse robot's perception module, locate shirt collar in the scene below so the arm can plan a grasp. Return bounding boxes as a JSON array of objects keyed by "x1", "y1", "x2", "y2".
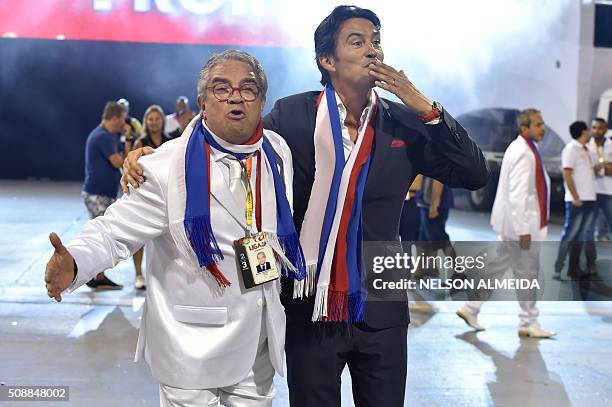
[
  {"x1": 335, "y1": 89, "x2": 377, "y2": 131},
  {"x1": 570, "y1": 139, "x2": 587, "y2": 149},
  {"x1": 203, "y1": 121, "x2": 229, "y2": 162},
  {"x1": 203, "y1": 120, "x2": 262, "y2": 163}
]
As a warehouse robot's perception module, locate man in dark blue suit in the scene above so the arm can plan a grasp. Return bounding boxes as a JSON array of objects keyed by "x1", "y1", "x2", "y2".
[{"x1": 262, "y1": 5, "x2": 488, "y2": 407}]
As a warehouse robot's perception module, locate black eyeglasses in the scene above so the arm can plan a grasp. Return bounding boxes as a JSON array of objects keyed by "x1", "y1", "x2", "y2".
[{"x1": 206, "y1": 83, "x2": 260, "y2": 102}]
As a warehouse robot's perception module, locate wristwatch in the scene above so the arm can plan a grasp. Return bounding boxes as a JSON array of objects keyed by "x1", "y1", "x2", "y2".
[
  {"x1": 432, "y1": 101, "x2": 443, "y2": 116},
  {"x1": 420, "y1": 101, "x2": 443, "y2": 123}
]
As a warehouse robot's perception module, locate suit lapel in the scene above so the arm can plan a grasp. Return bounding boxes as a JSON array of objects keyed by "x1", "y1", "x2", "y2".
[{"x1": 364, "y1": 99, "x2": 394, "y2": 192}]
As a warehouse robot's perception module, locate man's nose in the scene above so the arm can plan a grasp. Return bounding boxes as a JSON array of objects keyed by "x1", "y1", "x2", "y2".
[
  {"x1": 366, "y1": 43, "x2": 379, "y2": 58},
  {"x1": 227, "y1": 90, "x2": 244, "y2": 104}
]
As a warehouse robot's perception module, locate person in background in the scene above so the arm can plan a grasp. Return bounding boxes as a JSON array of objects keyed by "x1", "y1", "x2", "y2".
[
  {"x1": 585, "y1": 118, "x2": 612, "y2": 273},
  {"x1": 413, "y1": 176, "x2": 462, "y2": 280},
  {"x1": 554, "y1": 121, "x2": 597, "y2": 280},
  {"x1": 399, "y1": 175, "x2": 423, "y2": 245},
  {"x1": 457, "y1": 108, "x2": 555, "y2": 338},
  {"x1": 135, "y1": 105, "x2": 173, "y2": 150},
  {"x1": 117, "y1": 98, "x2": 143, "y2": 137},
  {"x1": 168, "y1": 109, "x2": 197, "y2": 139},
  {"x1": 165, "y1": 96, "x2": 191, "y2": 134},
  {"x1": 127, "y1": 105, "x2": 173, "y2": 290},
  {"x1": 82, "y1": 101, "x2": 133, "y2": 290}
]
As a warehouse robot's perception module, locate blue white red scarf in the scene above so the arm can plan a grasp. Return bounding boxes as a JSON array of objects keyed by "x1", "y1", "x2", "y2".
[
  {"x1": 295, "y1": 85, "x2": 377, "y2": 322},
  {"x1": 520, "y1": 134, "x2": 549, "y2": 227},
  {"x1": 183, "y1": 119, "x2": 306, "y2": 287}
]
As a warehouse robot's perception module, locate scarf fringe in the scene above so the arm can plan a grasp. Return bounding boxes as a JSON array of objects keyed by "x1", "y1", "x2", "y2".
[
  {"x1": 184, "y1": 216, "x2": 225, "y2": 266},
  {"x1": 311, "y1": 285, "x2": 329, "y2": 322},
  {"x1": 311, "y1": 287, "x2": 366, "y2": 323},
  {"x1": 347, "y1": 292, "x2": 366, "y2": 323},
  {"x1": 326, "y1": 290, "x2": 348, "y2": 322},
  {"x1": 293, "y1": 263, "x2": 318, "y2": 299},
  {"x1": 270, "y1": 232, "x2": 306, "y2": 281},
  {"x1": 206, "y1": 264, "x2": 232, "y2": 288},
  {"x1": 169, "y1": 221, "x2": 198, "y2": 264},
  {"x1": 170, "y1": 220, "x2": 231, "y2": 287},
  {"x1": 265, "y1": 232, "x2": 297, "y2": 272}
]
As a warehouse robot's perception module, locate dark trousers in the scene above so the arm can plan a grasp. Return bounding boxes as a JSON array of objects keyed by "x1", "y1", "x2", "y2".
[
  {"x1": 285, "y1": 320, "x2": 408, "y2": 407},
  {"x1": 555, "y1": 201, "x2": 597, "y2": 272},
  {"x1": 587, "y1": 193, "x2": 612, "y2": 240},
  {"x1": 418, "y1": 207, "x2": 451, "y2": 251}
]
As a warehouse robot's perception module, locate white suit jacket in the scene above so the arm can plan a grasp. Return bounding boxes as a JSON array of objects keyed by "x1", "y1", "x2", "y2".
[
  {"x1": 490, "y1": 136, "x2": 550, "y2": 241},
  {"x1": 65, "y1": 124, "x2": 293, "y2": 389}
]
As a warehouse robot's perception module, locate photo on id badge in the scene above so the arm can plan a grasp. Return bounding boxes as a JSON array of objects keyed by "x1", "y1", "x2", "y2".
[{"x1": 235, "y1": 232, "x2": 279, "y2": 288}]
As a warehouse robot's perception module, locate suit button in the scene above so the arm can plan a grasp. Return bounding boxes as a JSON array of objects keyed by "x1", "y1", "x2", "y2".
[{"x1": 257, "y1": 298, "x2": 264, "y2": 307}]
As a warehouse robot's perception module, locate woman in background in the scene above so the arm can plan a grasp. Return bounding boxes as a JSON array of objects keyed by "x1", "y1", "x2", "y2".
[{"x1": 130, "y1": 105, "x2": 172, "y2": 290}]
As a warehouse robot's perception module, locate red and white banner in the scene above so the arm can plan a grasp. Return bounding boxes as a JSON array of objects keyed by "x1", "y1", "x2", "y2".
[{"x1": 1, "y1": 0, "x2": 310, "y2": 47}]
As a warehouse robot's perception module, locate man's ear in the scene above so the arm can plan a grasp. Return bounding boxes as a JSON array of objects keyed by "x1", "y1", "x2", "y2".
[
  {"x1": 319, "y1": 54, "x2": 336, "y2": 74},
  {"x1": 197, "y1": 95, "x2": 205, "y2": 111},
  {"x1": 197, "y1": 95, "x2": 207, "y2": 120}
]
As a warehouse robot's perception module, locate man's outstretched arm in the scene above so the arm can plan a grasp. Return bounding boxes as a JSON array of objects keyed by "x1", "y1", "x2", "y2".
[{"x1": 46, "y1": 161, "x2": 168, "y2": 300}]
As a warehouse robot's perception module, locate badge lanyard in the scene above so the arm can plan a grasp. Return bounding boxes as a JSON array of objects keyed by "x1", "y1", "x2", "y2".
[{"x1": 239, "y1": 153, "x2": 260, "y2": 236}]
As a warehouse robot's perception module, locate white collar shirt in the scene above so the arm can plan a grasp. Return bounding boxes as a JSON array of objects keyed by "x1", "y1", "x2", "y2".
[
  {"x1": 335, "y1": 90, "x2": 377, "y2": 161},
  {"x1": 562, "y1": 139, "x2": 596, "y2": 202}
]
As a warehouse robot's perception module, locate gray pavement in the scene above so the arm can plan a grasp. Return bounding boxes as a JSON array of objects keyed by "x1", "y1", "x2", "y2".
[{"x1": 1, "y1": 180, "x2": 611, "y2": 406}]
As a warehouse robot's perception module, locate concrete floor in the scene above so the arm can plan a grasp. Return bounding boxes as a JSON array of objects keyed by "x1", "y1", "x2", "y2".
[{"x1": 1, "y1": 180, "x2": 611, "y2": 407}]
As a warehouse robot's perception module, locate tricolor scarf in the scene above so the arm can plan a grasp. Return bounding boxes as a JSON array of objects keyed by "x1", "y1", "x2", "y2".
[
  {"x1": 520, "y1": 134, "x2": 549, "y2": 228},
  {"x1": 295, "y1": 84, "x2": 378, "y2": 322},
  {"x1": 183, "y1": 119, "x2": 306, "y2": 287}
]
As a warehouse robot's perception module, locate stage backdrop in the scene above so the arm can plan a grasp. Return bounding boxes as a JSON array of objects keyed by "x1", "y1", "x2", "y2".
[{"x1": 1, "y1": 0, "x2": 611, "y2": 180}]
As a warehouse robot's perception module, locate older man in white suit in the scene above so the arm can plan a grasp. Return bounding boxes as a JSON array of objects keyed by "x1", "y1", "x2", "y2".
[
  {"x1": 456, "y1": 108, "x2": 556, "y2": 338},
  {"x1": 44, "y1": 50, "x2": 306, "y2": 406}
]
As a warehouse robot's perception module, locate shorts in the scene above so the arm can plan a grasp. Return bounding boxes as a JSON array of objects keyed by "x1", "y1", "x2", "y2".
[{"x1": 82, "y1": 191, "x2": 116, "y2": 219}]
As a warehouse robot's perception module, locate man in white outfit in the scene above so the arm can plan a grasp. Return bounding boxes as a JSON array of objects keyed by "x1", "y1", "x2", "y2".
[
  {"x1": 44, "y1": 50, "x2": 304, "y2": 406},
  {"x1": 456, "y1": 108, "x2": 556, "y2": 338}
]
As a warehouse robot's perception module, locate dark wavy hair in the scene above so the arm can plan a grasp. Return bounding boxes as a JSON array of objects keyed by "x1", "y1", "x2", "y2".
[
  {"x1": 569, "y1": 121, "x2": 588, "y2": 140},
  {"x1": 314, "y1": 5, "x2": 381, "y2": 86}
]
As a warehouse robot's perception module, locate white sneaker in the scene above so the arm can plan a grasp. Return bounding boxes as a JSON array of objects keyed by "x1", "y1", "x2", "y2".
[
  {"x1": 518, "y1": 323, "x2": 556, "y2": 338},
  {"x1": 135, "y1": 275, "x2": 146, "y2": 290},
  {"x1": 456, "y1": 307, "x2": 485, "y2": 331}
]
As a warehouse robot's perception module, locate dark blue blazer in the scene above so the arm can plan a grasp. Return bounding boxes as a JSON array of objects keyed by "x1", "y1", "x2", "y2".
[{"x1": 263, "y1": 91, "x2": 489, "y2": 329}]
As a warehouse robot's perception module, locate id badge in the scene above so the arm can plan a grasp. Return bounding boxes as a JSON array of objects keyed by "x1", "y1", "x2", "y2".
[{"x1": 235, "y1": 232, "x2": 279, "y2": 289}]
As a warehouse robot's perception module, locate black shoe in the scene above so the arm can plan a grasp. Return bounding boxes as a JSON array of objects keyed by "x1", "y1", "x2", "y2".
[
  {"x1": 552, "y1": 272, "x2": 562, "y2": 281},
  {"x1": 567, "y1": 268, "x2": 586, "y2": 280},
  {"x1": 86, "y1": 276, "x2": 123, "y2": 290}
]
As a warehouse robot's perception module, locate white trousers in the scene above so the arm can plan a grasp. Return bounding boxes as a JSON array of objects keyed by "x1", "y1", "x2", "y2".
[
  {"x1": 159, "y1": 312, "x2": 275, "y2": 407},
  {"x1": 464, "y1": 236, "x2": 541, "y2": 326}
]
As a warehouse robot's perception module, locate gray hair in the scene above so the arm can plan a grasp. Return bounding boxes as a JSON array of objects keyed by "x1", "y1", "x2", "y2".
[
  {"x1": 197, "y1": 50, "x2": 268, "y2": 101},
  {"x1": 517, "y1": 108, "x2": 541, "y2": 129}
]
